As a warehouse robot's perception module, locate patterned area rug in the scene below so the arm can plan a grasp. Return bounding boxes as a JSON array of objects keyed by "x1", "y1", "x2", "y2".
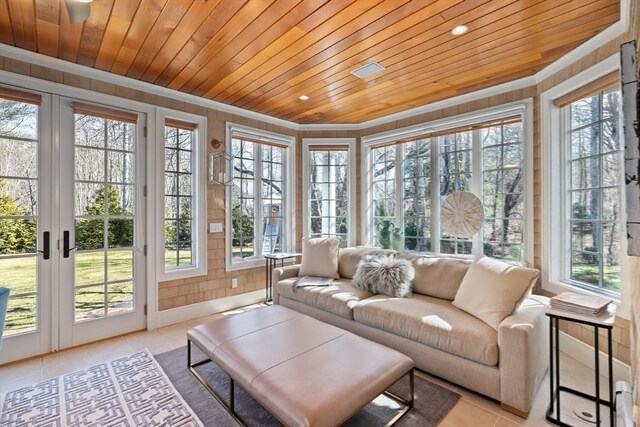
[{"x1": 0, "y1": 350, "x2": 203, "y2": 427}]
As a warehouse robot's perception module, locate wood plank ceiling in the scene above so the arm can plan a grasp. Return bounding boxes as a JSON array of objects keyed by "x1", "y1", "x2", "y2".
[{"x1": 0, "y1": 0, "x2": 621, "y2": 124}]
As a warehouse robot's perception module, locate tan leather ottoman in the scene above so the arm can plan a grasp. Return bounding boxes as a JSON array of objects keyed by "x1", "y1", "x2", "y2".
[{"x1": 187, "y1": 305, "x2": 414, "y2": 427}]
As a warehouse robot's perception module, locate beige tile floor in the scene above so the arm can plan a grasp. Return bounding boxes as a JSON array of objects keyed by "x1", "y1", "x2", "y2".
[{"x1": 0, "y1": 303, "x2": 614, "y2": 427}]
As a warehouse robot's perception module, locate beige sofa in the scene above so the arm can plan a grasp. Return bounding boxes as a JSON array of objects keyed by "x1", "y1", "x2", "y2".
[{"x1": 272, "y1": 248, "x2": 549, "y2": 417}]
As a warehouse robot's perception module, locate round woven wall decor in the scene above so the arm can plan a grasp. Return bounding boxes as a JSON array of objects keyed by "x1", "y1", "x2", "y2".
[{"x1": 440, "y1": 191, "x2": 484, "y2": 238}]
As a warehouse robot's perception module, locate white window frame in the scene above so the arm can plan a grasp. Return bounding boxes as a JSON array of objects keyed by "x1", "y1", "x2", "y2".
[
  {"x1": 541, "y1": 54, "x2": 630, "y2": 317},
  {"x1": 155, "y1": 109, "x2": 207, "y2": 281},
  {"x1": 302, "y1": 138, "x2": 356, "y2": 246},
  {"x1": 362, "y1": 100, "x2": 534, "y2": 265},
  {"x1": 225, "y1": 123, "x2": 295, "y2": 271}
]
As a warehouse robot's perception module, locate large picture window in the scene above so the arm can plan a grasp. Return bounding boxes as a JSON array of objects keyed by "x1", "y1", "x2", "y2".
[
  {"x1": 366, "y1": 109, "x2": 529, "y2": 261},
  {"x1": 227, "y1": 124, "x2": 294, "y2": 270}
]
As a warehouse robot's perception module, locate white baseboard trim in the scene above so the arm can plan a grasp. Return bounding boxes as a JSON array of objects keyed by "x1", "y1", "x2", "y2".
[
  {"x1": 153, "y1": 290, "x2": 264, "y2": 328},
  {"x1": 559, "y1": 331, "x2": 631, "y2": 383}
]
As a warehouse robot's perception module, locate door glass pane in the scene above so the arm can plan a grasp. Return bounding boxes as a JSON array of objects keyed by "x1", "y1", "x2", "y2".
[
  {"x1": 74, "y1": 113, "x2": 136, "y2": 322},
  {"x1": 0, "y1": 98, "x2": 39, "y2": 336}
]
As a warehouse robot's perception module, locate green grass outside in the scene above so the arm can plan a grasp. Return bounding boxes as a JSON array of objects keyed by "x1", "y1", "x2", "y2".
[
  {"x1": 571, "y1": 263, "x2": 620, "y2": 291},
  {"x1": 2, "y1": 250, "x2": 143, "y2": 335}
]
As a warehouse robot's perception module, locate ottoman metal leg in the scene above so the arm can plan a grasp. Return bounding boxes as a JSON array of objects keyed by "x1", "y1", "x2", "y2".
[{"x1": 187, "y1": 339, "x2": 246, "y2": 426}]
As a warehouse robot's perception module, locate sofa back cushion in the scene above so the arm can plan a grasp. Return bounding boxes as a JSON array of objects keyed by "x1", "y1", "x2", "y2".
[
  {"x1": 299, "y1": 237, "x2": 341, "y2": 279},
  {"x1": 411, "y1": 257, "x2": 472, "y2": 300},
  {"x1": 453, "y1": 255, "x2": 540, "y2": 330},
  {"x1": 338, "y1": 247, "x2": 397, "y2": 279}
]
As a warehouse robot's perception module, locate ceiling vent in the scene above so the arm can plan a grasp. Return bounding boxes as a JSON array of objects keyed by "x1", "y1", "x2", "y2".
[{"x1": 351, "y1": 61, "x2": 385, "y2": 79}]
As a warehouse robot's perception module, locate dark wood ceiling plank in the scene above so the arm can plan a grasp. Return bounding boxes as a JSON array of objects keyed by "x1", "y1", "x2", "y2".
[
  {"x1": 34, "y1": 0, "x2": 59, "y2": 57},
  {"x1": 265, "y1": 0, "x2": 610, "y2": 119},
  {"x1": 153, "y1": 0, "x2": 248, "y2": 88},
  {"x1": 93, "y1": 0, "x2": 141, "y2": 71},
  {"x1": 7, "y1": 0, "x2": 37, "y2": 51},
  {"x1": 193, "y1": 0, "x2": 378, "y2": 98},
  {"x1": 137, "y1": 0, "x2": 224, "y2": 82},
  {"x1": 125, "y1": 0, "x2": 195, "y2": 79},
  {"x1": 290, "y1": 12, "x2": 616, "y2": 123},
  {"x1": 160, "y1": 0, "x2": 320, "y2": 91},
  {"x1": 0, "y1": 0, "x2": 14, "y2": 46},
  {"x1": 76, "y1": 0, "x2": 115, "y2": 67},
  {"x1": 171, "y1": 0, "x2": 281, "y2": 93},
  {"x1": 239, "y1": 0, "x2": 494, "y2": 111},
  {"x1": 109, "y1": 0, "x2": 168, "y2": 74}
]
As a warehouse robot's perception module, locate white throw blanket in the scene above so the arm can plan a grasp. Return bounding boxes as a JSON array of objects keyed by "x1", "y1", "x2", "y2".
[{"x1": 292, "y1": 276, "x2": 334, "y2": 291}]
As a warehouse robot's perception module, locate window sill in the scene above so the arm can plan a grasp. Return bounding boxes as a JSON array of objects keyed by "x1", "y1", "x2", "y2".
[{"x1": 158, "y1": 264, "x2": 207, "y2": 282}]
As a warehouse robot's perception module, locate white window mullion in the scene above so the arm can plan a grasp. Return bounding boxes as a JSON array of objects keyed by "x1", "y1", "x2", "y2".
[
  {"x1": 431, "y1": 137, "x2": 441, "y2": 253},
  {"x1": 471, "y1": 129, "x2": 483, "y2": 255},
  {"x1": 254, "y1": 143, "x2": 263, "y2": 257},
  {"x1": 395, "y1": 144, "x2": 403, "y2": 227}
]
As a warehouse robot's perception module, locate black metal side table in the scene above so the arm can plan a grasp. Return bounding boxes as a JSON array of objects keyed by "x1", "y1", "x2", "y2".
[
  {"x1": 264, "y1": 253, "x2": 301, "y2": 303},
  {"x1": 546, "y1": 304, "x2": 616, "y2": 427}
]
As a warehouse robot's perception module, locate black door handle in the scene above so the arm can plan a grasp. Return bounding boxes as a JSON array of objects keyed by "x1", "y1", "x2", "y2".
[
  {"x1": 37, "y1": 231, "x2": 50, "y2": 259},
  {"x1": 63, "y1": 230, "x2": 76, "y2": 258}
]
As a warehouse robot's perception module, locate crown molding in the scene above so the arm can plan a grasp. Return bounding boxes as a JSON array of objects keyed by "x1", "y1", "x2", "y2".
[
  {"x1": 0, "y1": 0, "x2": 628, "y2": 133},
  {"x1": 0, "y1": 43, "x2": 300, "y2": 131}
]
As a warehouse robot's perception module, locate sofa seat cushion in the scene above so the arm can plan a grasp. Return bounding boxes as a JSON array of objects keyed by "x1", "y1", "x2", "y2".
[
  {"x1": 276, "y1": 278, "x2": 373, "y2": 320},
  {"x1": 353, "y1": 294, "x2": 499, "y2": 366}
]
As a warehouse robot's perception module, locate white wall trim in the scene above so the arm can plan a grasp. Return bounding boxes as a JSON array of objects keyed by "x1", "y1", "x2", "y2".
[
  {"x1": 560, "y1": 330, "x2": 631, "y2": 383},
  {"x1": 0, "y1": 44, "x2": 298, "y2": 131},
  {"x1": 301, "y1": 138, "x2": 357, "y2": 246},
  {"x1": 154, "y1": 290, "x2": 264, "y2": 328},
  {"x1": 0, "y1": 4, "x2": 626, "y2": 132}
]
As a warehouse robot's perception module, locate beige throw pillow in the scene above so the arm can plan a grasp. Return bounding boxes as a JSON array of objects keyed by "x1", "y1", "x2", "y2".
[
  {"x1": 412, "y1": 257, "x2": 472, "y2": 300},
  {"x1": 453, "y1": 255, "x2": 540, "y2": 330},
  {"x1": 298, "y1": 237, "x2": 341, "y2": 279}
]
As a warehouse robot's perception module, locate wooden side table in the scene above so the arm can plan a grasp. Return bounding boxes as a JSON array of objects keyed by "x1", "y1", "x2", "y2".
[
  {"x1": 545, "y1": 304, "x2": 616, "y2": 427},
  {"x1": 264, "y1": 253, "x2": 301, "y2": 303}
]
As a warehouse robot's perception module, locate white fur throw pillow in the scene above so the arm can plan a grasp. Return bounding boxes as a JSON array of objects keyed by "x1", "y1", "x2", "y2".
[{"x1": 353, "y1": 256, "x2": 414, "y2": 298}]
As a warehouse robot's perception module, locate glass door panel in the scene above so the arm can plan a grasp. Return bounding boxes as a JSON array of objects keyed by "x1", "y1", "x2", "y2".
[
  {"x1": 59, "y1": 100, "x2": 144, "y2": 348},
  {"x1": 0, "y1": 93, "x2": 52, "y2": 363}
]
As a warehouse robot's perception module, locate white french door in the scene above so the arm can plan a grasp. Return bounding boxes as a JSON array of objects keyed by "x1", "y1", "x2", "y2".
[
  {"x1": 0, "y1": 90, "x2": 146, "y2": 364},
  {"x1": 58, "y1": 98, "x2": 146, "y2": 348}
]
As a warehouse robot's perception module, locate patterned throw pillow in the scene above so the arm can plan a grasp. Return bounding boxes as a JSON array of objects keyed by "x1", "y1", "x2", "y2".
[{"x1": 353, "y1": 256, "x2": 414, "y2": 298}]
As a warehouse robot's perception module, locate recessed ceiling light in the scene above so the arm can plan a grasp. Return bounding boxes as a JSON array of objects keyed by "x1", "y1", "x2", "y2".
[
  {"x1": 451, "y1": 25, "x2": 468, "y2": 36},
  {"x1": 351, "y1": 61, "x2": 385, "y2": 79},
  {"x1": 299, "y1": 95, "x2": 309, "y2": 100}
]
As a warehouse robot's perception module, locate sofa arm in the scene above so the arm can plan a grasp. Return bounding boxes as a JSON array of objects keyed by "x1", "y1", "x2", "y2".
[
  {"x1": 498, "y1": 294, "x2": 550, "y2": 416},
  {"x1": 272, "y1": 264, "x2": 300, "y2": 305}
]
